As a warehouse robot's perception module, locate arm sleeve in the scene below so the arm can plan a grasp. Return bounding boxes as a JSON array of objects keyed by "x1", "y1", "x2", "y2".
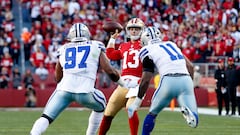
[
  {"x1": 142, "y1": 56, "x2": 155, "y2": 73},
  {"x1": 106, "y1": 48, "x2": 122, "y2": 60}
]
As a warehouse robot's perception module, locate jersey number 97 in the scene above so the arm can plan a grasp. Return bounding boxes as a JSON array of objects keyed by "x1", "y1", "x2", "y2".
[{"x1": 64, "y1": 46, "x2": 90, "y2": 69}]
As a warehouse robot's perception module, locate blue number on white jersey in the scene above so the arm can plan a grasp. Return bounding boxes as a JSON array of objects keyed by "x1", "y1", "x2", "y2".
[
  {"x1": 64, "y1": 46, "x2": 90, "y2": 69},
  {"x1": 159, "y1": 43, "x2": 183, "y2": 61}
]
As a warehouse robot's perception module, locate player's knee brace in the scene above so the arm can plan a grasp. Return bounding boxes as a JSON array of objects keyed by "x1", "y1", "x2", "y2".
[
  {"x1": 142, "y1": 114, "x2": 156, "y2": 135},
  {"x1": 41, "y1": 114, "x2": 54, "y2": 124}
]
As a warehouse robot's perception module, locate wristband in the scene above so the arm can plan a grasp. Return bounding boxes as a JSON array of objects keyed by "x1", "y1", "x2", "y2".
[
  {"x1": 117, "y1": 77, "x2": 125, "y2": 87},
  {"x1": 108, "y1": 38, "x2": 116, "y2": 45}
]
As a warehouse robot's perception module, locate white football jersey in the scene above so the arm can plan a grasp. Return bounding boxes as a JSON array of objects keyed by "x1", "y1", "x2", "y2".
[
  {"x1": 139, "y1": 39, "x2": 189, "y2": 76},
  {"x1": 56, "y1": 40, "x2": 105, "y2": 93}
]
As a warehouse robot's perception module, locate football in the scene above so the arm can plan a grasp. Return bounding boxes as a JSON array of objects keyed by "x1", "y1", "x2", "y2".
[{"x1": 102, "y1": 21, "x2": 123, "y2": 33}]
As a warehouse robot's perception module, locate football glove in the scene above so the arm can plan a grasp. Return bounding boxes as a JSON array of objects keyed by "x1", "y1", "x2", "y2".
[
  {"x1": 128, "y1": 97, "x2": 142, "y2": 118},
  {"x1": 117, "y1": 77, "x2": 126, "y2": 88},
  {"x1": 124, "y1": 78, "x2": 139, "y2": 88}
]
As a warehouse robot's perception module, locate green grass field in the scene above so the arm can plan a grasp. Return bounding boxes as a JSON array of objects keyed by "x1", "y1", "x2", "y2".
[{"x1": 0, "y1": 108, "x2": 239, "y2": 135}]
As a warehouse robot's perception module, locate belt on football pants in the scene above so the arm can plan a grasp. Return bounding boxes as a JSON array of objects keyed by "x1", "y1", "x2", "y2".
[{"x1": 164, "y1": 73, "x2": 189, "y2": 77}]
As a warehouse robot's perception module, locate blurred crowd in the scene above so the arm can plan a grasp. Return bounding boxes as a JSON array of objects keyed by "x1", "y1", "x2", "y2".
[{"x1": 0, "y1": 0, "x2": 240, "y2": 90}]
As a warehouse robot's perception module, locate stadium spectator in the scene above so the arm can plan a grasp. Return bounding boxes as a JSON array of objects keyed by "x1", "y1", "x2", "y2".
[
  {"x1": 214, "y1": 59, "x2": 229, "y2": 116},
  {"x1": 23, "y1": 69, "x2": 34, "y2": 89},
  {"x1": 225, "y1": 57, "x2": 238, "y2": 115},
  {"x1": 0, "y1": 67, "x2": 10, "y2": 89},
  {"x1": 67, "y1": 0, "x2": 80, "y2": 16},
  {"x1": 47, "y1": 40, "x2": 61, "y2": 64},
  {"x1": 41, "y1": 17, "x2": 54, "y2": 39},
  {"x1": 20, "y1": 0, "x2": 31, "y2": 22},
  {"x1": 40, "y1": 0, "x2": 53, "y2": 19},
  {"x1": 0, "y1": 52, "x2": 13, "y2": 74},
  {"x1": 0, "y1": 40, "x2": 11, "y2": 58},
  {"x1": 44, "y1": 53, "x2": 56, "y2": 73},
  {"x1": 30, "y1": 23, "x2": 125, "y2": 135},
  {"x1": 30, "y1": 21, "x2": 43, "y2": 40},
  {"x1": 181, "y1": 37, "x2": 195, "y2": 61},
  {"x1": 128, "y1": 27, "x2": 198, "y2": 135},
  {"x1": 30, "y1": 1, "x2": 41, "y2": 23},
  {"x1": 35, "y1": 62, "x2": 49, "y2": 90},
  {"x1": 10, "y1": 37, "x2": 20, "y2": 65},
  {"x1": 212, "y1": 34, "x2": 225, "y2": 57},
  {"x1": 0, "y1": 0, "x2": 12, "y2": 10},
  {"x1": 4, "y1": 6, "x2": 13, "y2": 22},
  {"x1": 1, "y1": 18, "x2": 15, "y2": 39},
  {"x1": 193, "y1": 41, "x2": 205, "y2": 63},
  {"x1": 31, "y1": 39, "x2": 46, "y2": 54},
  {"x1": 20, "y1": 27, "x2": 32, "y2": 61},
  {"x1": 24, "y1": 85, "x2": 37, "y2": 107},
  {"x1": 51, "y1": 7, "x2": 63, "y2": 29},
  {"x1": 12, "y1": 67, "x2": 22, "y2": 90},
  {"x1": 29, "y1": 46, "x2": 47, "y2": 68},
  {"x1": 223, "y1": 31, "x2": 235, "y2": 57},
  {"x1": 51, "y1": 0, "x2": 64, "y2": 10}
]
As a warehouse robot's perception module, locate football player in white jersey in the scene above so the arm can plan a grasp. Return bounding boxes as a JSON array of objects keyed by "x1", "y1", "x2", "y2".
[
  {"x1": 30, "y1": 23, "x2": 125, "y2": 135},
  {"x1": 128, "y1": 26, "x2": 199, "y2": 134}
]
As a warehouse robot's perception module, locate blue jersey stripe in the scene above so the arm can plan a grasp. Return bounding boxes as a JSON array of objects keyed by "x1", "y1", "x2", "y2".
[{"x1": 139, "y1": 48, "x2": 148, "y2": 58}]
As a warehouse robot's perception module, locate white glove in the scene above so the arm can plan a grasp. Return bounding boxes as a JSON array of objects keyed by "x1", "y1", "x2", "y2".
[
  {"x1": 117, "y1": 77, "x2": 127, "y2": 88},
  {"x1": 127, "y1": 97, "x2": 142, "y2": 118},
  {"x1": 124, "y1": 78, "x2": 139, "y2": 88}
]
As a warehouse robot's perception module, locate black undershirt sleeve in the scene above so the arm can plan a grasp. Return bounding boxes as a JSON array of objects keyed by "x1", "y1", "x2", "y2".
[{"x1": 142, "y1": 56, "x2": 155, "y2": 73}]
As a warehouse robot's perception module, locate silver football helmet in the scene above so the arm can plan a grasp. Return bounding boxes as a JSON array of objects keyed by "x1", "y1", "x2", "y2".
[
  {"x1": 67, "y1": 23, "x2": 91, "y2": 42},
  {"x1": 140, "y1": 26, "x2": 162, "y2": 46}
]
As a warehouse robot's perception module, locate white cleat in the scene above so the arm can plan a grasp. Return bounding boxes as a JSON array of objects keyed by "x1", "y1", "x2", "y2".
[{"x1": 181, "y1": 106, "x2": 198, "y2": 128}]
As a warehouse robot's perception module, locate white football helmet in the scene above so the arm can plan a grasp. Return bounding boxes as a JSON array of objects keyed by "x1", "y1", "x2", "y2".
[
  {"x1": 67, "y1": 23, "x2": 91, "y2": 42},
  {"x1": 140, "y1": 26, "x2": 162, "y2": 46},
  {"x1": 126, "y1": 18, "x2": 145, "y2": 40}
]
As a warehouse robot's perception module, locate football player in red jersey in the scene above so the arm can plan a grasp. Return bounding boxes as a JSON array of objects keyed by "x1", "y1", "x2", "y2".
[{"x1": 98, "y1": 18, "x2": 145, "y2": 135}]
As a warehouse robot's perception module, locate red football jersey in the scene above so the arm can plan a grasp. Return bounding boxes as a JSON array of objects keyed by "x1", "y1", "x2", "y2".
[{"x1": 106, "y1": 40, "x2": 143, "y2": 77}]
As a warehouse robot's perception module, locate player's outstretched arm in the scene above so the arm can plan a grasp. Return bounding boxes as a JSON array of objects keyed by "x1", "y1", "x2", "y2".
[
  {"x1": 138, "y1": 56, "x2": 155, "y2": 98},
  {"x1": 106, "y1": 30, "x2": 119, "y2": 49},
  {"x1": 99, "y1": 51, "x2": 123, "y2": 86},
  {"x1": 55, "y1": 61, "x2": 63, "y2": 83},
  {"x1": 128, "y1": 56, "x2": 154, "y2": 117},
  {"x1": 105, "y1": 30, "x2": 122, "y2": 60},
  {"x1": 138, "y1": 71, "x2": 153, "y2": 98}
]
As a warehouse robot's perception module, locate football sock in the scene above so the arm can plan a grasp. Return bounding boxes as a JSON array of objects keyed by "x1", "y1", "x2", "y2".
[
  {"x1": 86, "y1": 111, "x2": 103, "y2": 135},
  {"x1": 98, "y1": 115, "x2": 114, "y2": 135},
  {"x1": 30, "y1": 117, "x2": 49, "y2": 135},
  {"x1": 142, "y1": 114, "x2": 156, "y2": 135},
  {"x1": 128, "y1": 111, "x2": 139, "y2": 135}
]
